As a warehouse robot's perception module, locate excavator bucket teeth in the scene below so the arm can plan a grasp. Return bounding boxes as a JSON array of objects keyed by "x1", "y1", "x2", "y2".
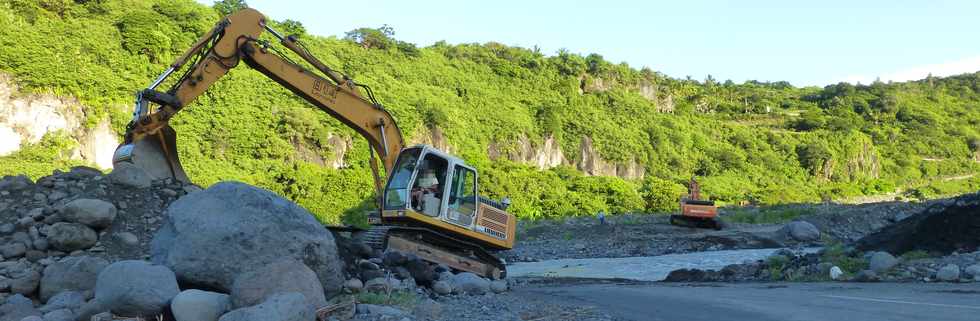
[{"x1": 112, "y1": 125, "x2": 189, "y2": 183}]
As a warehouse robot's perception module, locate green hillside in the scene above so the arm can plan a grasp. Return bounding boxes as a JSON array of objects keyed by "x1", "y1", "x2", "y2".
[{"x1": 1, "y1": 0, "x2": 979, "y2": 224}]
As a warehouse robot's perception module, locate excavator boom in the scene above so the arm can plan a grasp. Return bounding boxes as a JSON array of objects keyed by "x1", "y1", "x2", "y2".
[{"x1": 114, "y1": 8, "x2": 403, "y2": 195}]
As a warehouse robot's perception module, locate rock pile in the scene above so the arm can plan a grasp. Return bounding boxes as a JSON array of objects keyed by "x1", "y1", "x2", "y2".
[
  {"x1": 1, "y1": 167, "x2": 510, "y2": 321},
  {"x1": 856, "y1": 192, "x2": 980, "y2": 255}
]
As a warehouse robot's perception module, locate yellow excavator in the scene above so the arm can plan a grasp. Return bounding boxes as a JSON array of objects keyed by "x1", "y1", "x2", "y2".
[{"x1": 113, "y1": 8, "x2": 515, "y2": 279}]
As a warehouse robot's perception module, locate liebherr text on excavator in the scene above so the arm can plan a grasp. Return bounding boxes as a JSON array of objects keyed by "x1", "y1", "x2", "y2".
[{"x1": 113, "y1": 8, "x2": 515, "y2": 279}]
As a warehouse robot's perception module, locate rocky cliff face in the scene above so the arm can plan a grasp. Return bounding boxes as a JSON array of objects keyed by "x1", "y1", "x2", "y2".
[
  {"x1": 0, "y1": 75, "x2": 118, "y2": 169},
  {"x1": 486, "y1": 135, "x2": 645, "y2": 180}
]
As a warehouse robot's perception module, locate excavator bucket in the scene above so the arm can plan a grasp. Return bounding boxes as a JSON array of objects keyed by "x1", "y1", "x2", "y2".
[{"x1": 112, "y1": 125, "x2": 189, "y2": 183}]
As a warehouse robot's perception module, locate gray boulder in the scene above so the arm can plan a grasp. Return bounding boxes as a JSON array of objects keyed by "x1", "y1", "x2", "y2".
[
  {"x1": 39, "y1": 291, "x2": 84, "y2": 313},
  {"x1": 20, "y1": 317, "x2": 42, "y2": 321},
  {"x1": 963, "y1": 264, "x2": 980, "y2": 280},
  {"x1": 218, "y1": 293, "x2": 314, "y2": 321},
  {"x1": 868, "y1": 252, "x2": 898, "y2": 273},
  {"x1": 1, "y1": 242, "x2": 27, "y2": 259},
  {"x1": 781, "y1": 221, "x2": 820, "y2": 242},
  {"x1": 490, "y1": 280, "x2": 508, "y2": 293},
  {"x1": 61, "y1": 199, "x2": 116, "y2": 229},
  {"x1": 852, "y1": 270, "x2": 879, "y2": 282},
  {"x1": 39, "y1": 256, "x2": 108, "y2": 302},
  {"x1": 936, "y1": 264, "x2": 960, "y2": 282},
  {"x1": 344, "y1": 279, "x2": 363, "y2": 293},
  {"x1": 431, "y1": 280, "x2": 452, "y2": 295},
  {"x1": 94, "y1": 260, "x2": 179, "y2": 317},
  {"x1": 0, "y1": 294, "x2": 40, "y2": 321},
  {"x1": 107, "y1": 163, "x2": 151, "y2": 189},
  {"x1": 151, "y1": 182, "x2": 343, "y2": 296},
  {"x1": 46, "y1": 223, "x2": 97, "y2": 252},
  {"x1": 171, "y1": 290, "x2": 231, "y2": 321},
  {"x1": 9, "y1": 269, "x2": 40, "y2": 295},
  {"x1": 230, "y1": 260, "x2": 326, "y2": 309},
  {"x1": 40, "y1": 308, "x2": 73, "y2": 321},
  {"x1": 451, "y1": 272, "x2": 490, "y2": 295},
  {"x1": 113, "y1": 232, "x2": 139, "y2": 247}
]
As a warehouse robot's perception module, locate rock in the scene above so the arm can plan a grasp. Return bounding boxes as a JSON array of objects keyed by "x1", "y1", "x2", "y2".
[
  {"x1": 182, "y1": 185, "x2": 203, "y2": 194},
  {"x1": 31, "y1": 239, "x2": 48, "y2": 252},
  {"x1": 344, "y1": 279, "x2": 363, "y2": 293},
  {"x1": 40, "y1": 308, "x2": 73, "y2": 321},
  {"x1": 171, "y1": 290, "x2": 231, "y2": 321},
  {"x1": 46, "y1": 223, "x2": 97, "y2": 252},
  {"x1": 431, "y1": 280, "x2": 452, "y2": 295},
  {"x1": 88, "y1": 312, "x2": 111, "y2": 321},
  {"x1": 0, "y1": 224, "x2": 15, "y2": 235},
  {"x1": 113, "y1": 232, "x2": 138, "y2": 247},
  {"x1": 781, "y1": 221, "x2": 820, "y2": 242},
  {"x1": 383, "y1": 251, "x2": 407, "y2": 267},
  {"x1": 230, "y1": 260, "x2": 326, "y2": 309},
  {"x1": 437, "y1": 271, "x2": 453, "y2": 282},
  {"x1": 830, "y1": 266, "x2": 844, "y2": 280},
  {"x1": 451, "y1": 272, "x2": 490, "y2": 295},
  {"x1": 363, "y1": 278, "x2": 395, "y2": 293},
  {"x1": 405, "y1": 257, "x2": 435, "y2": 285},
  {"x1": 357, "y1": 304, "x2": 406, "y2": 317},
  {"x1": 868, "y1": 252, "x2": 898, "y2": 273},
  {"x1": 218, "y1": 293, "x2": 313, "y2": 321},
  {"x1": 0, "y1": 294, "x2": 40, "y2": 321},
  {"x1": 24, "y1": 250, "x2": 45, "y2": 262},
  {"x1": 413, "y1": 299, "x2": 442, "y2": 320},
  {"x1": 852, "y1": 270, "x2": 879, "y2": 282},
  {"x1": 9, "y1": 269, "x2": 40, "y2": 295},
  {"x1": 39, "y1": 256, "x2": 108, "y2": 302},
  {"x1": 963, "y1": 264, "x2": 980, "y2": 280},
  {"x1": 151, "y1": 182, "x2": 343, "y2": 296},
  {"x1": 1, "y1": 243, "x2": 27, "y2": 259},
  {"x1": 393, "y1": 266, "x2": 412, "y2": 279},
  {"x1": 19, "y1": 317, "x2": 42, "y2": 321},
  {"x1": 39, "y1": 291, "x2": 84, "y2": 313},
  {"x1": 74, "y1": 299, "x2": 107, "y2": 321},
  {"x1": 0, "y1": 175, "x2": 32, "y2": 191},
  {"x1": 936, "y1": 264, "x2": 960, "y2": 282},
  {"x1": 357, "y1": 260, "x2": 380, "y2": 271},
  {"x1": 490, "y1": 280, "x2": 508, "y2": 293},
  {"x1": 61, "y1": 199, "x2": 116, "y2": 229},
  {"x1": 107, "y1": 163, "x2": 151, "y2": 189},
  {"x1": 94, "y1": 260, "x2": 180, "y2": 317},
  {"x1": 360, "y1": 269, "x2": 383, "y2": 281}
]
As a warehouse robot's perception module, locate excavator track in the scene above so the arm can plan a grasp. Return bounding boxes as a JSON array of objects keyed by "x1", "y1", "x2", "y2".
[
  {"x1": 669, "y1": 215, "x2": 722, "y2": 230},
  {"x1": 354, "y1": 225, "x2": 507, "y2": 279}
]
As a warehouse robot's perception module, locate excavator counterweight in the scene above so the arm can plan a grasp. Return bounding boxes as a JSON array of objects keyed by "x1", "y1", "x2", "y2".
[{"x1": 114, "y1": 8, "x2": 515, "y2": 278}]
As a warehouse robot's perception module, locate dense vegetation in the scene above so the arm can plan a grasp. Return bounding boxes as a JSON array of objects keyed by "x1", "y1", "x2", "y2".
[{"x1": 1, "y1": 0, "x2": 978, "y2": 224}]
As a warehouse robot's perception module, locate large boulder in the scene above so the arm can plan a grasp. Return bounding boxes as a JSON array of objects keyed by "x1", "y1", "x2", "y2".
[
  {"x1": 39, "y1": 291, "x2": 85, "y2": 313},
  {"x1": 171, "y1": 290, "x2": 231, "y2": 321},
  {"x1": 451, "y1": 272, "x2": 490, "y2": 295},
  {"x1": 936, "y1": 264, "x2": 961, "y2": 282},
  {"x1": 61, "y1": 199, "x2": 117, "y2": 229},
  {"x1": 9, "y1": 268, "x2": 40, "y2": 296},
  {"x1": 868, "y1": 252, "x2": 898, "y2": 273},
  {"x1": 39, "y1": 256, "x2": 108, "y2": 302},
  {"x1": 46, "y1": 223, "x2": 97, "y2": 252},
  {"x1": 40, "y1": 308, "x2": 74, "y2": 321},
  {"x1": 230, "y1": 260, "x2": 326, "y2": 309},
  {"x1": 0, "y1": 294, "x2": 40, "y2": 321},
  {"x1": 780, "y1": 221, "x2": 820, "y2": 242},
  {"x1": 151, "y1": 182, "x2": 343, "y2": 296},
  {"x1": 94, "y1": 260, "x2": 180, "y2": 317},
  {"x1": 218, "y1": 293, "x2": 314, "y2": 321},
  {"x1": 107, "y1": 163, "x2": 151, "y2": 189}
]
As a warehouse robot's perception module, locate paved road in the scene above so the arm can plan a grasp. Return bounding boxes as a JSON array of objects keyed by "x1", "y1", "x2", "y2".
[{"x1": 518, "y1": 282, "x2": 980, "y2": 321}]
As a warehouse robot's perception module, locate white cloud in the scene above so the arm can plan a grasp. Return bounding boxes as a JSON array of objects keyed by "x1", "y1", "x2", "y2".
[{"x1": 840, "y1": 55, "x2": 980, "y2": 85}]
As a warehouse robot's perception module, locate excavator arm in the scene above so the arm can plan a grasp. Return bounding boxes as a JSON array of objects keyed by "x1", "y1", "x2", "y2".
[{"x1": 114, "y1": 8, "x2": 404, "y2": 195}]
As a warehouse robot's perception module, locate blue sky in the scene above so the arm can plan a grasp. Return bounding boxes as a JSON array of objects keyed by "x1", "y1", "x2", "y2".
[{"x1": 199, "y1": 0, "x2": 980, "y2": 87}]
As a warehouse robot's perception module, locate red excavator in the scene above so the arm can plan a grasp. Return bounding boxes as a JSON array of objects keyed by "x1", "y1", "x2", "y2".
[{"x1": 670, "y1": 176, "x2": 721, "y2": 230}]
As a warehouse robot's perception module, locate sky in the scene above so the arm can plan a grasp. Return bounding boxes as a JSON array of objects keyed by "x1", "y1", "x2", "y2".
[{"x1": 198, "y1": 0, "x2": 980, "y2": 87}]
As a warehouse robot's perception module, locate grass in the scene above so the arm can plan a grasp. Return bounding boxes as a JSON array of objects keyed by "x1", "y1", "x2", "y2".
[
  {"x1": 900, "y1": 250, "x2": 932, "y2": 261},
  {"x1": 820, "y1": 241, "x2": 867, "y2": 277},
  {"x1": 355, "y1": 290, "x2": 418, "y2": 310},
  {"x1": 724, "y1": 206, "x2": 814, "y2": 224}
]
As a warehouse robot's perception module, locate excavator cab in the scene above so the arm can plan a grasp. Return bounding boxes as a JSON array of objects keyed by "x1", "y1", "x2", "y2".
[{"x1": 383, "y1": 146, "x2": 481, "y2": 228}]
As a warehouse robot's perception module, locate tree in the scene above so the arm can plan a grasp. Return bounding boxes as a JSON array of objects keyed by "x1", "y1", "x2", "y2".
[
  {"x1": 213, "y1": 0, "x2": 247, "y2": 15},
  {"x1": 345, "y1": 25, "x2": 395, "y2": 50}
]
